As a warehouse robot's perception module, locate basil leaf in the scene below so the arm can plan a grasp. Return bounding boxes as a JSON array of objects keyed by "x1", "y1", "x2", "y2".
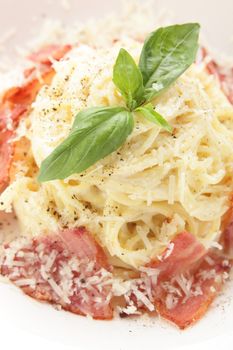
[
  {"x1": 139, "y1": 23, "x2": 200, "y2": 101},
  {"x1": 38, "y1": 107, "x2": 134, "y2": 181},
  {"x1": 113, "y1": 48, "x2": 145, "y2": 110},
  {"x1": 136, "y1": 103, "x2": 172, "y2": 133}
]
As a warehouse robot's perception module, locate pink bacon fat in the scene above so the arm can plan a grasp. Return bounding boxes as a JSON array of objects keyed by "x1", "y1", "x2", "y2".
[
  {"x1": 199, "y1": 47, "x2": 233, "y2": 104},
  {"x1": 0, "y1": 227, "x2": 113, "y2": 320},
  {"x1": 0, "y1": 228, "x2": 231, "y2": 327},
  {"x1": 27, "y1": 44, "x2": 71, "y2": 65},
  {"x1": 125, "y1": 232, "x2": 231, "y2": 329},
  {"x1": 0, "y1": 44, "x2": 71, "y2": 193}
]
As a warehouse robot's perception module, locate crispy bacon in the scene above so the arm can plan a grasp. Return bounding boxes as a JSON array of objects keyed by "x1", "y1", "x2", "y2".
[
  {"x1": 153, "y1": 252, "x2": 230, "y2": 329},
  {"x1": 0, "y1": 104, "x2": 26, "y2": 133},
  {"x1": 0, "y1": 227, "x2": 231, "y2": 325},
  {"x1": 0, "y1": 99, "x2": 34, "y2": 192},
  {"x1": 0, "y1": 227, "x2": 113, "y2": 320},
  {"x1": 149, "y1": 232, "x2": 206, "y2": 278},
  {"x1": 221, "y1": 200, "x2": 233, "y2": 256},
  {"x1": 0, "y1": 131, "x2": 13, "y2": 192},
  {"x1": 28, "y1": 44, "x2": 72, "y2": 65},
  {"x1": 0, "y1": 105, "x2": 27, "y2": 192},
  {"x1": 2, "y1": 71, "x2": 53, "y2": 106},
  {"x1": 127, "y1": 232, "x2": 231, "y2": 329},
  {"x1": 0, "y1": 44, "x2": 71, "y2": 192},
  {"x1": 200, "y1": 47, "x2": 233, "y2": 104},
  {"x1": 60, "y1": 227, "x2": 110, "y2": 270}
]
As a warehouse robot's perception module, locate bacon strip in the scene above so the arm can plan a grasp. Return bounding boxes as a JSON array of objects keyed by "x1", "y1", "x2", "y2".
[
  {"x1": 0, "y1": 227, "x2": 113, "y2": 320},
  {"x1": 0, "y1": 106, "x2": 27, "y2": 192},
  {"x1": 149, "y1": 232, "x2": 206, "y2": 278},
  {"x1": 60, "y1": 227, "x2": 110, "y2": 270},
  {"x1": 127, "y1": 232, "x2": 231, "y2": 329},
  {"x1": 200, "y1": 47, "x2": 233, "y2": 104},
  {"x1": 153, "y1": 252, "x2": 230, "y2": 329},
  {"x1": 0, "y1": 131, "x2": 13, "y2": 192},
  {"x1": 0, "y1": 228, "x2": 231, "y2": 326},
  {"x1": 28, "y1": 44, "x2": 71, "y2": 65},
  {"x1": 0, "y1": 45, "x2": 71, "y2": 192},
  {"x1": 221, "y1": 200, "x2": 233, "y2": 256}
]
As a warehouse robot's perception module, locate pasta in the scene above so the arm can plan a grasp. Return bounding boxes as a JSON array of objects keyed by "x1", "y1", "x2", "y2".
[{"x1": 1, "y1": 42, "x2": 233, "y2": 267}]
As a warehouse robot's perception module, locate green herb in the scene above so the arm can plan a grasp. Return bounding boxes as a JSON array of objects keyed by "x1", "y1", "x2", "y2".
[
  {"x1": 38, "y1": 107, "x2": 133, "y2": 181},
  {"x1": 113, "y1": 48, "x2": 145, "y2": 110},
  {"x1": 136, "y1": 103, "x2": 172, "y2": 133},
  {"x1": 38, "y1": 23, "x2": 200, "y2": 182},
  {"x1": 139, "y1": 23, "x2": 200, "y2": 100}
]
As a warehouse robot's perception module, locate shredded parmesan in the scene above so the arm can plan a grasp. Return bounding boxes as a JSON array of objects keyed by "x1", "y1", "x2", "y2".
[
  {"x1": 163, "y1": 242, "x2": 175, "y2": 260},
  {"x1": 15, "y1": 278, "x2": 36, "y2": 287},
  {"x1": 210, "y1": 242, "x2": 223, "y2": 250}
]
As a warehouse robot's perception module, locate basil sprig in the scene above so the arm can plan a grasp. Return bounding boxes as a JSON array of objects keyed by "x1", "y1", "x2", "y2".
[
  {"x1": 139, "y1": 23, "x2": 200, "y2": 100},
  {"x1": 38, "y1": 107, "x2": 133, "y2": 181},
  {"x1": 113, "y1": 48, "x2": 145, "y2": 111},
  {"x1": 38, "y1": 23, "x2": 200, "y2": 182},
  {"x1": 136, "y1": 103, "x2": 172, "y2": 133}
]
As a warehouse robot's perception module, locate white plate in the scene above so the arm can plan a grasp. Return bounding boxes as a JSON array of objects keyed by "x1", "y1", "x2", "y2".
[{"x1": 0, "y1": 0, "x2": 233, "y2": 349}]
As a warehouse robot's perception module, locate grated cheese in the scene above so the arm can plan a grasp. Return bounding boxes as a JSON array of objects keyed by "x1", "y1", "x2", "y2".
[
  {"x1": 131, "y1": 285, "x2": 155, "y2": 312},
  {"x1": 210, "y1": 286, "x2": 216, "y2": 293},
  {"x1": 15, "y1": 278, "x2": 36, "y2": 287},
  {"x1": 204, "y1": 256, "x2": 215, "y2": 266},
  {"x1": 174, "y1": 274, "x2": 193, "y2": 297},
  {"x1": 44, "y1": 250, "x2": 58, "y2": 272},
  {"x1": 165, "y1": 293, "x2": 178, "y2": 310},
  {"x1": 210, "y1": 242, "x2": 223, "y2": 250},
  {"x1": 117, "y1": 305, "x2": 141, "y2": 315},
  {"x1": 162, "y1": 242, "x2": 175, "y2": 260}
]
